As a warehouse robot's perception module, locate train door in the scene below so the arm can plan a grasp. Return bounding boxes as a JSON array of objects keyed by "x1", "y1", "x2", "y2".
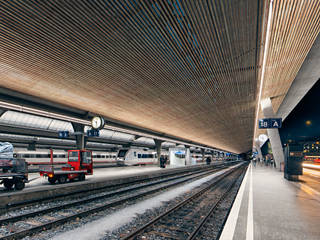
[{"x1": 81, "y1": 151, "x2": 93, "y2": 174}]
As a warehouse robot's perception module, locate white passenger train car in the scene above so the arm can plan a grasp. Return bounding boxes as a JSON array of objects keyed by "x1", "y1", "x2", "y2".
[
  {"x1": 13, "y1": 147, "x2": 172, "y2": 167},
  {"x1": 117, "y1": 148, "x2": 169, "y2": 166},
  {"x1": 14, "y1": 148, "x2": 117, "y2": 165}
]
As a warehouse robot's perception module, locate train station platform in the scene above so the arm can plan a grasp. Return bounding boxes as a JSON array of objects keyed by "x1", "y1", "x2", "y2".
[{"x1": 220, "y1": 164, "x2": 320, "y2": 240}]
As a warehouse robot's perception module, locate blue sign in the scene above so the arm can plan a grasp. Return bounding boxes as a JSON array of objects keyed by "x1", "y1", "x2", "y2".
[
  {"x1": 58, "y1": 131, "x2": 69, "y2": 138},
  {"x1": 259, "y1": 118, "x2": 282, "y2": 129},
  {"x1": 87, "y1": 129, "x2": 100, "y2": 137}
]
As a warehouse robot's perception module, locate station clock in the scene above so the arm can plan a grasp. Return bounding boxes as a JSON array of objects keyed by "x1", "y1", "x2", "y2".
[{"x1": 91, "y1": 116, "x2": 105, "y2": 130}]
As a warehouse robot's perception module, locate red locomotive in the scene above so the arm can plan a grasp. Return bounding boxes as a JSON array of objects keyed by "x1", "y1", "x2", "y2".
[{"x1": 40, "y1": 149, "x2": 93, "y2": 184}]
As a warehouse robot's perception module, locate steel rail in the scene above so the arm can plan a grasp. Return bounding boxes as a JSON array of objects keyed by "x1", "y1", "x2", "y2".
[
  {"x1": 187, "y1": 165, "x2": 247, "y2": 240},
  {"x1": 0, "y1": 167, "x2": 221, "y2": 225},
  {"x1": 0, "y1": 165, "x2": 235, "y2": 240},
  {"x1": 121, "y1": 164, "x2": 245, "y2": 240},
  {"x1": 3, "y1": 163, "x2": 230, "y2": 211}
]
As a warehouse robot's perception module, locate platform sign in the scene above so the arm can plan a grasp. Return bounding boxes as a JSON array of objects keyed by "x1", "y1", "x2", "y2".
[
  {"x1": 87, "y1": 129, "x2": 99, "y2": 137},
  {"x1": 271, "y1": 118, "x2": 282, "y2": 128},
  {"x1": 259, "y1": 118, "x2": 282, "y2": 129},
  {"x1": 58, "y1": 131, "x2": 69, "y2": 138}
]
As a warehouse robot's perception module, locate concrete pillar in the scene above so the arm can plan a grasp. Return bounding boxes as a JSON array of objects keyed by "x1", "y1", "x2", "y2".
[
  {"x1": 185, "y1": 146, "x2": 191, "y2": 165},
  {"x1": 260, "y1": 98, "x2": 284, "y2": 169},
  {"x1": 27, "y1": 142, "x2": 36, "y2": 151},
  {"x1": 154, "y1": 139, "x2": 163, "y2": 167},
  {"x1": 72, "y1": 123, "x2": 86, "y2": 149},
  {"x1": 201, "y1": 148, "x2": 205, "y2": 162}
]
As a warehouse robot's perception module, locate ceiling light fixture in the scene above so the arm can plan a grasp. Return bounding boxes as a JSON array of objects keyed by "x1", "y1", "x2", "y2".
[{"x1": 253, "y1": 0, "x2": 274, "y2": 143}]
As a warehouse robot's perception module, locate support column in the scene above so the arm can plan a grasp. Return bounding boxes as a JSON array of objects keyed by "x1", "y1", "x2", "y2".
[
  {"x1": 27, "y1": 142, "x2": 36, "y2": 151},
  {"x1": 201, "y1": 148, "x2": 205, "y2": 162},
  {"x1": 185, "y1": 146, "x2": 191, "y2": 165},
  {"x1": 154, "y1": 139, "x2": 163, "y2": 167},
  {"x1": 260, "y1": 98, "x2": 284, "y2": 169},
  {"x1": 72, "y1": 123, "x2": 86, "y2": 149}
]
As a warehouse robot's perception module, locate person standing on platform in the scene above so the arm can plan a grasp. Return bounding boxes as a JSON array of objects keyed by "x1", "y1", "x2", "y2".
[
  {"x1": 160, "y1": 155, "x2": 165, "y2": 168},
  {"x1": 253, "y1": 158, "x2": 257, "y2": 167}
]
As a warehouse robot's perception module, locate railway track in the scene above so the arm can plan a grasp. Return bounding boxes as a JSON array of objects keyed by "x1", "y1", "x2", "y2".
[
  {"x1": 122, "y1": 164, "x2": 246, "y2": 240},
  {"x1": 2, "y1": 163, "x2": 233, "y2": 211},
  {"x1": 0, "y1": 164, "x2": 237, "y2": 239}
]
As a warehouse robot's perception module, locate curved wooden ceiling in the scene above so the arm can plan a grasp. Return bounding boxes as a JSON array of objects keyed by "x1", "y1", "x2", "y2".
[{"x1": 0, "y1": 1, "x2": 319, "y2": 153}]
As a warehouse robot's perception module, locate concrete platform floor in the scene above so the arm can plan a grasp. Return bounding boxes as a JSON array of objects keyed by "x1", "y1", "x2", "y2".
[{"x1": 220, "y1": 164, "x2": 320, "y2": 240}]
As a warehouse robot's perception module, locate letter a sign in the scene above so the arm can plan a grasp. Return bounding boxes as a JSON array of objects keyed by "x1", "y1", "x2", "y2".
[
  {"x1": 271, "y1": 119, "x2": 282, "y2": 128},
  {"x1": 259, "y1": 118, "x2": 282, "y2": 129}
]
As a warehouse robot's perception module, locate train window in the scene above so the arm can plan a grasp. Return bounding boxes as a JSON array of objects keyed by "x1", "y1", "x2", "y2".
[
  {"x1": 138, "y1": 154, "x2": 141, "y2": 158},
  {"x1": 36, "y1": 154, "x2": 42, "y2": 158},
  {"x1": 134, "y1": 151, "x2": 136, "y2": 157},
  {"x1": 53, "y1": 154, "x2": 58, "y2": 158},
  {"x1": 24, "y1": 154, "x2": 30, "y2": 158},
  {"x1": 118, "y1": 150, "x2": 128, "y2": 157},
  {"x1": 69, "y1": 152, "x2": 79, "y2": 162},
  {"x1": 82, "y1": 151, "x2": 92, "y2": 163}
]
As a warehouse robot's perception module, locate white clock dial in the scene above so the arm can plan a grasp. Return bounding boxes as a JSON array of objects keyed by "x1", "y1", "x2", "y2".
[{"x1": 91, "y1": 116, "x2": 102, "y2": 129}]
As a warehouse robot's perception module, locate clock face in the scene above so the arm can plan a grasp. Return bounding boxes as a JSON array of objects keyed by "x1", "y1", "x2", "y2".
[{"x1": 91, "y1": 116, "x2": 102, "y2": 129}]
